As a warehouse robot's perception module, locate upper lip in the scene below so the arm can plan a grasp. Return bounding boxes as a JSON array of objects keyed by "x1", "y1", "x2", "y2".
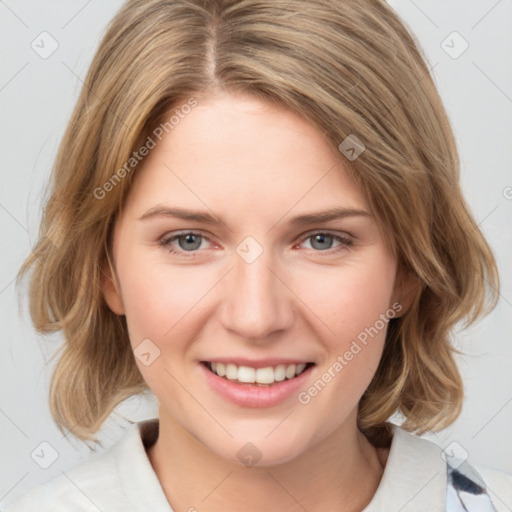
[{"x1": 201, "y1": 358, "x2": 314, "y2": 369}]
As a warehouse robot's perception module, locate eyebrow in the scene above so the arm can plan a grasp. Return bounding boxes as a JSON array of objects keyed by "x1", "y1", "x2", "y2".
[
  {"x1": 287, "y1": 207, "x2": 370, "y2": 225},
  {"x1": 138, "y1": 206, "x2": 370, "y2": 226}
]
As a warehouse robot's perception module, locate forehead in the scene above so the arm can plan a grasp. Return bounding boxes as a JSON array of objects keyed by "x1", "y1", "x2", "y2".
[{"x1": 123, "y1": 92, "x2": 368, "y2": 222}]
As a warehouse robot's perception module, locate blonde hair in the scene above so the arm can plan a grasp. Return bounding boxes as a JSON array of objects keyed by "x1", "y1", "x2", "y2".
[{"x1": 18, "y1": 0, "x2": 499, "y2": 444}]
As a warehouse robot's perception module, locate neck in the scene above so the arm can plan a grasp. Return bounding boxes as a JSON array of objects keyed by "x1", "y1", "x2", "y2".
[{"x1": 147, "y1": 409, "x2": 388, "y2": 512}]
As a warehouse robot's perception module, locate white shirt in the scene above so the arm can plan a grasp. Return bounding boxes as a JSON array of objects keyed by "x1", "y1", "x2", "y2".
[{"x1": 5, "y1": 419, "x2": 512, "y2": 511}]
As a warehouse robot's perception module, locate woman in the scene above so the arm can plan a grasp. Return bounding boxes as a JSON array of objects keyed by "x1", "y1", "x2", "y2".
[{"x1": 10, "y1": 0, "x2": 512, "y2": 510}]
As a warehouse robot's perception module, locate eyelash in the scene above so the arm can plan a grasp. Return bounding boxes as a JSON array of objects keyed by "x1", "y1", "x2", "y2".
[{"x1": 158, "y1": 231, "x2": 353, "y2": 258}]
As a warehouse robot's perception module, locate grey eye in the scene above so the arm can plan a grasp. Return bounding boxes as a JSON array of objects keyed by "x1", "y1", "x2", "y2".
[
  {"x1": 177, "y1": 233, "x2": 203, "y2": 251},
  {"x1": 309, "y1": 234, "x2": 335, "y2": 251}
]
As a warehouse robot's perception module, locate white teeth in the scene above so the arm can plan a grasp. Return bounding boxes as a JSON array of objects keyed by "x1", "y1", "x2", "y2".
[
  {"x1": 255, "y1": 367, "x2": 275, "y2": 384},
  {"x1": 216, "y1": 362, "x2": 226, "y2": 377},
  {"x1": 208, "y1": 361, "x2": 310, "y2": 384},
  {"x1": 226, "y1": 363, "x2": 238, "y2": 380},
  {"x1": 285, "y1": 364, "x2": 296, "y2": 379},
  {"x1": 274, "y1": 365, "x2": 286, "y2": 382},
  {"x1": 238, "y1": 366, "x2": 256, "y2": 383},
  {"x1": 295, "y1": 363, "x2": 306, "y2": 375}
]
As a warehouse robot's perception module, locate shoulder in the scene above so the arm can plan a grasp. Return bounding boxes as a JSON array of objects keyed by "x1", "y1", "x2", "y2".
[
  {"x1": 366, "y1": 425, "x2": 512, "y2": 512},
  {"x1": 4, "y1": 421, "x2": 150, "y2": 512},
  {"x1": 469, "y1": 463, "x2": 512, "y2": 512},
  {"x1": 387, "y1": 426, "x2": 512, "y2": 512},
  {"x1": 5, "y1": 444, "x2": 123, "y2": 512}
]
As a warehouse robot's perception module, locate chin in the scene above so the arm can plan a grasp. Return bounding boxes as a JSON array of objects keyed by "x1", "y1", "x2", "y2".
[{"x1": 208, "y1": 427, "x2": 317, "y2": 468}]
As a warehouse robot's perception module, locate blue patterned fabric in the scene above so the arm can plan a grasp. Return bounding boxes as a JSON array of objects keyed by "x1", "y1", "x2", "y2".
[{"x1": 446, "y1": 461, "x2": 497, "y2": 511}]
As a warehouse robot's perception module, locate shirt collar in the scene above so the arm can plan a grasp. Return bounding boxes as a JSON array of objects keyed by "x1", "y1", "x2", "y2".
[
  {"x1": 118, "y1": 419, "x2": 448, "y2": 511},
  {"x1": 363, "y1": 424, "x2": 447, "y2": 511},
  {"x1": 116, "y1": 418, "x2": 174, "y2": 511}
]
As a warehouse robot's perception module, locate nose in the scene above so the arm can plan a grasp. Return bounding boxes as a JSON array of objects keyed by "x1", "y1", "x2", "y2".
[{"x1": 218, "y1": 252, "x2": 295, "y2": 342}]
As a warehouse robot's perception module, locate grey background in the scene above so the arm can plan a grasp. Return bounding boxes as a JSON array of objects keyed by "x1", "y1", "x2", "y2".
[{"x1": 1, "y1": 0, "x2": 511, "y2": 507}]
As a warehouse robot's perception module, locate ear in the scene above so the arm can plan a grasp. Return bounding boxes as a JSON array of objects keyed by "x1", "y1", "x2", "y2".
[
  {"x1": 391, "y1": 267, "x2": 419, "y2": 318},
  {"x1": 101, "y1": 257, "x2": 125, "y2": 315}
]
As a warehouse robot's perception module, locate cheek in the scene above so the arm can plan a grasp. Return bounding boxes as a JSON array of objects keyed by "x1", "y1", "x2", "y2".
[
  {"x1": 115, "y1": 257, "x2": 215, "y2": 404},
  {"x1": 295, "y1": 254, "x2": 396, "y2": 394},
  {"x1": 301, "y1": 254, "x2": 397, "y2": 347},
  {"x1": 117, "y1": 256, "x2": 211, "y2": 347},
  {"x1": 294, "y1": 258, "x2": 397, "y2": 419}
]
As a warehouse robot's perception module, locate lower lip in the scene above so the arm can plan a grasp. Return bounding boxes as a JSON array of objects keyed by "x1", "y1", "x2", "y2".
[{"x1": 199, "y1": 363, "x2": 314, "y2": 408}]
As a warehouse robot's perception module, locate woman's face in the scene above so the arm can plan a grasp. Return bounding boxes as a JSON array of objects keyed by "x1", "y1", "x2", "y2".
[{"x1": 105, "y1": 92, "x2": 403, "y2": 465}]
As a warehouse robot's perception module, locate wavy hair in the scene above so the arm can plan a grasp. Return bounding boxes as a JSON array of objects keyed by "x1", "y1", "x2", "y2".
[{"x1": 18, "y1": 0, "x2": 499, "y2": 444}]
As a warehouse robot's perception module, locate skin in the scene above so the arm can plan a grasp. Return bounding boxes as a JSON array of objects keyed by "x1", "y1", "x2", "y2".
[{"x1": 103, "y1": 91, "x2": 414, "y2": 512}]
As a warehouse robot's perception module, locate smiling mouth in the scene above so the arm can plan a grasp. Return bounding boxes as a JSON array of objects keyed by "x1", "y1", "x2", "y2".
[{"x1": 201, "y1": 361, "x2": 315, "y2": 387}]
